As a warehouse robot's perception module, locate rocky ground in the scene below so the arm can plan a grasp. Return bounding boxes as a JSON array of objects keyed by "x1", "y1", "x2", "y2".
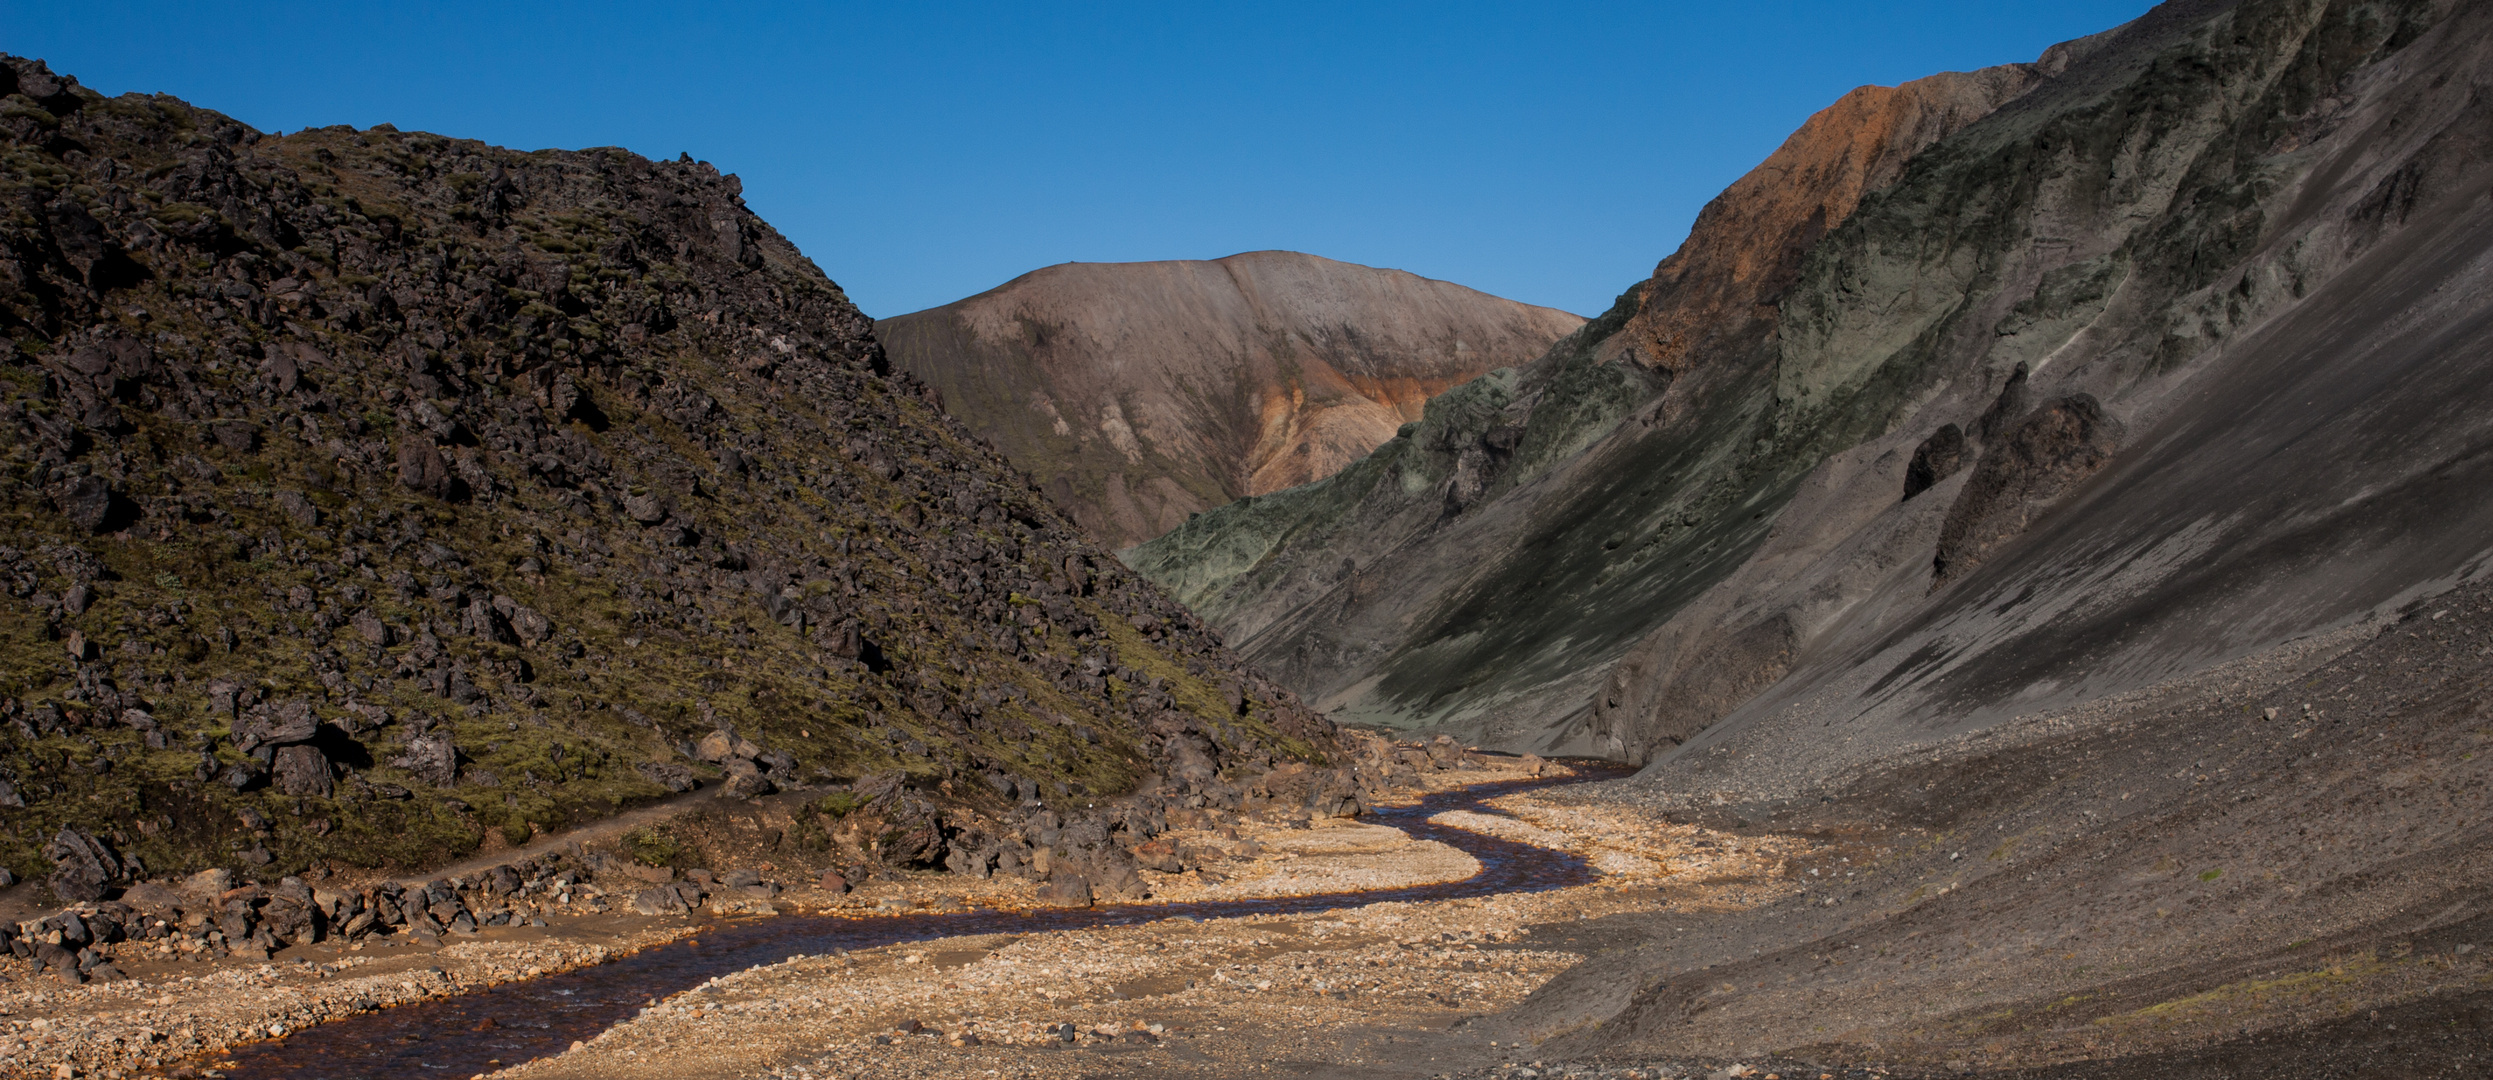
[
  {"x1": 489, "y1": 766, "x2": 1821, "y2": 1080},
  {"x1": 0, "y1": 744, "x2": 1557, "y2": 1078}
]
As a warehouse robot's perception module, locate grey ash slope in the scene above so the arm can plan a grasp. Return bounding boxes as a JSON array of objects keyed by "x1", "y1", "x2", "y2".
[
  {"x1": 1151, "y1": 0, "x2": 2493, "y2": 1069},
  {"x1": 1132, "y1": 0, "x2": 2493, "y2": 776},
  {"x1": 0, "y1": 55, "x2": 1334, "y2": 892},
  {"x1": 877, "y1": 251, "x2": 1582, "y2": 550}
]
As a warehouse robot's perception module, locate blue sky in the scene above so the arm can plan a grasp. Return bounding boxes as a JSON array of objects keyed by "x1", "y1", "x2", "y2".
[{"x1": 9, "y1": 1, "x2": 2153, "y2": 318}]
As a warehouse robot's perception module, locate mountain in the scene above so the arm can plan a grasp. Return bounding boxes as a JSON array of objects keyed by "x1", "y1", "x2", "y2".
[
  {"x1": 0, "y1": 55, "x2": 1332, "y2": 894},
  {"x1": 1135, "y1": 0, "x2": 2493, "y2": 1064},
  {"x1": 1130, "y1": 0, "x2": 2490, "y2": 774},
  {"x1": 877, "y1": 251, "x2": 1582, "y2": 549},
  {"x1": 1126, "y1": 58, "x2": 2048, "y2": 750}
]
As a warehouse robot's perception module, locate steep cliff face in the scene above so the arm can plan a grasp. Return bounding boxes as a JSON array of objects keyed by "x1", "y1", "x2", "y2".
[
  {"x1": 877, "y1": 251, "x2": 1580, "y2": 549},
  {"x1": 1126, "y1": 58, "x2": 2047, "y2": 750},
  {"x1": 1590, "y1": 0, "x2": 2479, "y2": 771},
  {"x1": 0, "y1": 56, "x2": 1331, "y2": 889}
]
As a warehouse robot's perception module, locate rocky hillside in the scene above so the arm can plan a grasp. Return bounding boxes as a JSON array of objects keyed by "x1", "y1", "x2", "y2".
[
  {"x1": 878, "y1": 251, "x2": 1580, "y2": 549},
  {"x1": 1132, "y1": 0, "x2": 2489, "y2": 768},
  {"x1": 0, "y1": 55, "x2": 1336, "y2": 898},
  {"x1": 1134, "y1": 0, "x2": 2493, "y2": 1063},
  {"x1": 1126, "y1": 56, "x2": 2050, "y2": 748}
]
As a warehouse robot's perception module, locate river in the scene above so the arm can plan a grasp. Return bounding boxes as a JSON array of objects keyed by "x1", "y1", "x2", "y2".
[{"x1": 200, "y1": 766, "x2": 1623, "y2": 1079}]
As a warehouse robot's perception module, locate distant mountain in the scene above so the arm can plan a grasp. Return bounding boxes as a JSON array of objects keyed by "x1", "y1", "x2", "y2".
[
  {"x1": 0, "y1": 54, "x2": 1330, "y2": 892},
  {"x1": 877, "y1": 252, "x2": 1582, "y2": 549}
]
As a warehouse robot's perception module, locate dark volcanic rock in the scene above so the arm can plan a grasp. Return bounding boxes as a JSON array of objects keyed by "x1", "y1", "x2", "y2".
[
  {"x1": 0, "y1": 50, "x2": 1324, "y2": 885},
  {"x1": 42, "y1": 828, "x2": 120, "y2": 902},
  {"x1": 1901, "y1": 423, "x2": 1967, "y2": 500},
  {"x1": 1931, "y1": 394, "x2": 2122, "y2": 586},
  {"x1": 271, "y1": 744, "x2": 334, "y2": 797}
]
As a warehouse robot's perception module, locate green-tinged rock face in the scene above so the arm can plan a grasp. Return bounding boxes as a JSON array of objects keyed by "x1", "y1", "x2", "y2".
[
  {"x1": 1128, "y1": 0, "x2": 2461, "y2": 762},
  {"x1": 0, "y1": 56, "x2": 1331, "y2": 892}
]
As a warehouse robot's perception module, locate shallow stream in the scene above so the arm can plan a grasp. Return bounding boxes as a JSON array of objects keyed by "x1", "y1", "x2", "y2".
[{"x1": 205, "y1": 768, "x2": 1621, "y2": 1079}]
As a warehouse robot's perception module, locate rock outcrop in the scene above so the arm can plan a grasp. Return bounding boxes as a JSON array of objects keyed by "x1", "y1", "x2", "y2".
[
  {"x1": 0, "y1": 55, "x2": 1329, "y2": 892},
  {"x1": 878, "y1": 252, "x2": 1581, "y2": 548}
]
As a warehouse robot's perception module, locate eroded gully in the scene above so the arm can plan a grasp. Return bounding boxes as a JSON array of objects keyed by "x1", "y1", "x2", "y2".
[{"x1": 202, "y1": 766, "x2": 1628, "y2": 1079}]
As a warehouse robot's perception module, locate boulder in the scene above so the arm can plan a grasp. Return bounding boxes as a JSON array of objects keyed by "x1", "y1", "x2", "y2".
[
  {"x1": 722, "y1": 758, "x2": 776, "y2": 798},
  {"x1": 273, "y1": 744, "x2": 334, "y2": 796},
  {"x1": 42, "y1": 827, "x2": 119, "y2": 902},
  {"x1": 393, "y1": 733, "x2": 459, "y2": 786},
  {"x1": 120, "y1": 881, "x2": 186, "y2": 918},
  {"x1": 636, "y1": 761, "x2": 698, "y2": 793},
  {"x1": 54, "y1": 475, "x2": 121, "y2": 534},
  {"x1": 181, "y1": 868, "x2": 234, "y2": 906},
  {"x1": 396, "y1": 439, "x2": 456, "y2": 499},
  {"x1": 492, "y1": 596, "x2": 553, "y2": 644},
  {"x1": 695, "y1": 729, "x2": 762, "y2": 763},
  {"x1": 236, "y1": 699, "x2": 320, "y2": 751},
  {"x1": 1034, "y1": 874, "x2": 1093, "y2": 908},
  {"x1": 631, "y1": 887, "x2": 689, "y2": 916}
]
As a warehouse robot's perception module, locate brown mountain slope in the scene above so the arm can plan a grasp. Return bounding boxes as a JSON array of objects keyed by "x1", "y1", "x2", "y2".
[{"x1": 877, "y1": 251, "x2": 1582, "y2": 548}]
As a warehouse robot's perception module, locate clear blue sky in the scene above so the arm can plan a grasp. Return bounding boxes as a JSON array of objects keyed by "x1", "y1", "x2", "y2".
[{"x1": 8, "y1": 1, "x2": 2153, "y2": 318}]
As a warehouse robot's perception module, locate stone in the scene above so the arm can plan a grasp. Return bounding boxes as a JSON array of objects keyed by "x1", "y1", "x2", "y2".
[
  {"x1": 636, "y1": 761, "x2": 698, "y2": 793},
  {"x1": 34, "y1": 941, "x2": 79, "y2": 980},
  {"x1": 182, "y1": 867, "x2": 234, "y2": 904},
  {"x1": 396, "y1": 439, "x2": 456, "y2": 499},
  {"x1": 693, "y1": 730, "x2": 739, "y2": 762},
  {"x1": 721, "y1": 758, "x2": 775, "y2": 798},
  {"x1": 622, "y1": 493, "x2": 668, "y2": 525},
  {"x1": 721, "y1": 868, "x2": 762, "y2": 888},
  {"x1": 220, "y1": 759, "x2": 267, "y2": 790},
  {"x1": 352, "y1": 609, "x2": 395, "y2": 646},
  {"x1": 493, "y1": 596, "x2": 552, "y2": 643},
  {"x1": 466, "y1": 598, "x2": 518, "y2": 644},
  {"x1": 1035, "y1": 874, "x2": 1093, "y2": 908},
  {"x1": 816, "y1": 871, "x2": 849, "y2": 894},
  {"x1": 237, "y1": 699, "x2": 320, "y2": 751},
  {"x1": 54, "y1": 475, "x2": 120, "y2": 533},
  {"x1": 394, "y1": 733, "x2": 459, "y2": 786},
  {"x1": 120, "y1": 881, "x2": 185, "y2": 917},
  {"x1": 274, "y1": 489, "x2": 321, "y2": 527},
  {"x1": 630, "y1": 887, "x2": 689, "y2": 916},
  {"x1": 42, "y1": 827, "x2": 119, "y2": 902},
  {"x1": 273, "y1": 744, "x2": 334, "y2": 797}
]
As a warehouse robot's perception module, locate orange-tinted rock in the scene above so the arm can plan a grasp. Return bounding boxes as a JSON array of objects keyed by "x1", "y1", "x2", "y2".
[{"x1": 1606, "y1": 67, "x2": 2041, "y2": 374}]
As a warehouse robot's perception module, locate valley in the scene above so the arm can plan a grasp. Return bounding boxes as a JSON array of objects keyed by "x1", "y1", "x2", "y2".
[{"x1": 5, "y1": 0, "x2": 2493, "y2": 1076}]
